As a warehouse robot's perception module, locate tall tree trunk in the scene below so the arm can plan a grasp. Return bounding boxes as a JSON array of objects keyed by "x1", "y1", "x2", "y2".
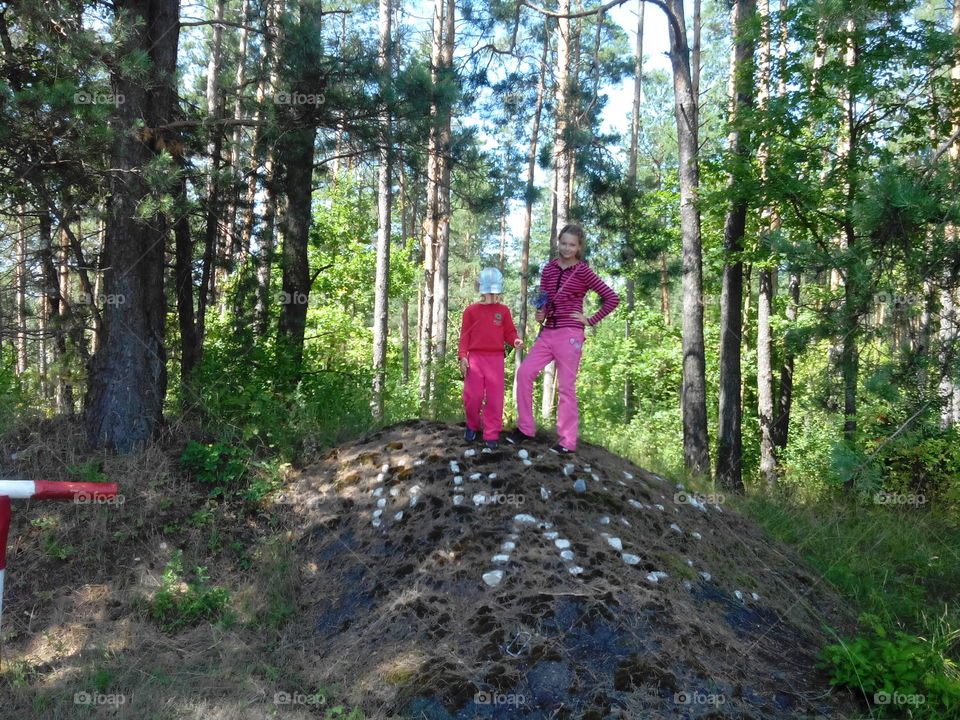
[
  {"x1": 371, "y1": 0, "x2": 393, "y2": 421},
  {"x1": 37, "y1": 210, "x2": 57, "y2": 401},
  {"x1": 199, "y1": 0, "x2": 226, "y2": 331},
  {"x1": 174, "y1": 173, "x2": 200, "y2": 387},
  {"x1": 756, "y1": 0, "x2": 777, "y2": 487},
  {"x1": 517, "y1": 26, "x2": 550, "y2": 364},
  {"x1": 623, "y1": 0, "x2": 644, "y2": 422},
  {"x1": 85, "y1": 0, "x2": 179, "y2": 451},
  {"x1": 15, "y1": 205, "x2": 27, "y2": 376},
  {"x1": 716, "y1": 0, "x2": 755, "y2": 491},
  {"x1": 399, "y1": 161, "x2": 411, "y2": 383},
  {"x1": 418, "y1": 0, "x2": 445, "y2": 412},
  {"x1": 773, "y1": 0, "x2": 797, "y2": 451},
  {"x1": 253, "y1": 0, "x2": 281, "y2": 335},
  {"x1": 662, "y1": 0, "x2": 710, "y2": 475},
  {"x1": 430, "y1": 0, "x2": 455, "y2": 366},
  {"x1": 543, "y1": 0, "x2": 573, "y2": 422},
  {"x1": 939, "y1": 0, "x2": 960, "y2": 428},
  {"x1": 226, "y1": 0, "x2": 251, "y2": 265}
]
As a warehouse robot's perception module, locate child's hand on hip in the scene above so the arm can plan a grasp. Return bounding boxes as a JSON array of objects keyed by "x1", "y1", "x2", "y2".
[
  {"x1": 513, "y1": 338, "x2": 524, "y2": 350},
  {"x1": 535, "y1": 308, "x2": 545, "y2": 323},
  {"x1": 571, "y1": 311, "x2": 589, "y2": 325},
  {"x1": 459, "y1": 357, "x2": 468, "y2": 376}
]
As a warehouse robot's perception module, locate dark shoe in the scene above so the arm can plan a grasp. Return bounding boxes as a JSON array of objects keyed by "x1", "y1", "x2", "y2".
[
  {"x1": 464, "y1": 428, "x2": 478, "y2": 442},
  {"x1": 485, "y1": 440, "x2": 499, "y2": 450},
  {"x1": 504, "y1": 429, "x2": 534, "y2": 445},
  {"x1": 550, "y1": 443, "x2": 574, "y2": 455}
]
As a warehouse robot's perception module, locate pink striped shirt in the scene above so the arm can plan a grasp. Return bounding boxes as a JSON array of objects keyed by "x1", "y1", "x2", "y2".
[{"x1": 540, "y1": 259, "x2": 620, "y2": 329}]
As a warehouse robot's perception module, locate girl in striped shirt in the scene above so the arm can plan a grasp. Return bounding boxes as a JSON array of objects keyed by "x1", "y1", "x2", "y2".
[{"x1": 506, "y1": 223, "x2": 620, "y2": 454}]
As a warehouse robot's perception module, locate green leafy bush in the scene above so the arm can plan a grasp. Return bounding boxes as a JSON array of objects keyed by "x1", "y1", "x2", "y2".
[
  {"x1": 150, "y1": 550, "x2": 232, "y2": 632},
  {"x1": 819, "y1": 613, "x2": 960, "y2": 719}
]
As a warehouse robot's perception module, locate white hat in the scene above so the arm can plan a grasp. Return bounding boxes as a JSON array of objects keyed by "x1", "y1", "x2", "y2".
[{"x1": 478, "y1": 267, "x2": 503, "y2": 294}]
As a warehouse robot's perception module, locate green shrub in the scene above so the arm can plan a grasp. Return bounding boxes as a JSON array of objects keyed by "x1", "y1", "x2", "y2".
[
  {"x1": 819, "y1": 613, "x2": 960, "y2": 719},
  {"x1": 150, "y1": 550, "x2": 231, "y2": 632}
]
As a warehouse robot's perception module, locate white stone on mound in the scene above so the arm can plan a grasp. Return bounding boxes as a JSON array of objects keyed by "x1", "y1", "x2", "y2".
[{"x1": 482, "y1": 570, "x2": 503, "y2": 586}]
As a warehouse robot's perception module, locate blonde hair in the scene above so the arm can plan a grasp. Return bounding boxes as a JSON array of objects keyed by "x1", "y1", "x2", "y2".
[{"x1": 557, "y1": 223, "x2": 586, "y2": 260}]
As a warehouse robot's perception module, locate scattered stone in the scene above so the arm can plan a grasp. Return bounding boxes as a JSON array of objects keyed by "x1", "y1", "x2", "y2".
[
  {"x1": 513, "y1": 514, "x2": 537, "y2": 524},
  {"x1": 568, "y1": 566, "x2": 584, "y2": 575},
  {"x1": 683, "y1": 580, "x2": 693, "y2": 590},
  {"x1": 394, "y1": 511, "x2": 404, "y2": 521},
  {"x1": 734, "y1": 590, "x2": 744, "y2": 601},
  {"x1": 669, "y1": 523, "x2": 682, "y2": 533},
  {"x1": 372, "y1": 518, "x2": 382, "y2": 527},
  {"x1": 654, "y1": 504, "x2": 665, "y2": 511},
  {"x1": 454, "y1": 477, "x2": 463, "y2": 485},
  {"x1": 628, "y1": 499, "x2": 644, "y2": 509},
  {"x1": 413, "y1": 459, "x2": 425, "y2": 466},
  {"x1": 389, "y1": 487, "x2": 400, "y2": 497},
  {"x1": 488, "y1": 473, "x2": 497, "y2": 479},
  {"x1": 518, "y1": 449, "x2": 529, "y2": 459},
  {"x1": 591, "y1": 473, "x2": 600, "y2": 482},
  {"x1": 563, "y1": 463, "x2": 575, "y2": 476},
  {"x1": 543, "y1": 531, "x2": 559, "y2": 540},
  {"x1": 646, "y1": 571, "x2": 669, "y2": 583},
  {"x1": 464, "y1": 448, "x2": 476, "y2": 457},
  {"x1": 606, "y1": 537, "x2": 623, "y2": 551},
  {"x1": 751, "y1": 592, "x2": 760, "y2": 601},
  {"x1": 540, "y1": 487, "x2": 551, "y2": 500},
  {"x1": 376, "y1": 472, "x2": 386, "y2": 483},
  {"x1": 573, "y1": 478, "x2": 587, "y2": 492},
  {"x1": 623, "y1": 471, "x2": 633, "y2": 479},
  {"x1": 473, "y1": 493, "x2": 486, "y2": 505},
  {"x1": 538, "y1": 521, "x2": 553, "y2": 529},
  {"x1": 450, "y1": 461, "x2": 460, "y2": 473},
  {"x1": 622, "y1": 553, "x2": 641, "y2": 565},
  {"x1": 373, "y1": 487, "x2": 384, "y2": 497},
  {"x1": 453, "y1": 495, "x2": 464, "y2": 506},
  {"x1": 554, "y1": 538, "x2": 571, "y2": 549},
  {"x1": 560, "y1": 550, "x2": 575, "y2": 561},
  {"x1": 522, "y1": 459, "x2": 533, "y2": 466},
  {"x1": 482, "y1": 570, "x2": 503, "y2": 587},
  {"x1": 373, "y1": 509, "x2": 383, "y2": 518},
  {"x1": 377, "y1": 498, "x2": 387, "y2": 508},
  {"x1": 699, "y1": 571, "x2": 711, "y2": 581},
  {"x1": 410, "y1": 496, "x2": 419, "y2": 507},
  {"x1": 500, "y1": 541, "x2": 516, "y2": 552},
  {"x1": 691, "y1": 532, "x2": 702, "y2": 540},
  {"x1": 470, "y1": 473, "x2": 482, "y2": 480},
  {"x1": 599, "y1": 516, "x2": 610, "y2": 524},
  {"x1": 620, "y1": 518, "x2": 631, "y2": 526},
  {"x1": 491, "y1": 554, "x2": 510, "y2": 564}
]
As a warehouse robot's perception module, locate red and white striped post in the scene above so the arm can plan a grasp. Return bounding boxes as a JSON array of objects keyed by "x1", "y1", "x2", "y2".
[{"x1": 0, "y1": 480, "x2": 119, "y2": 668}]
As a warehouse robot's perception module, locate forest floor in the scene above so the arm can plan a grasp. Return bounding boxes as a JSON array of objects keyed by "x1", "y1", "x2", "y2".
[{"x1": 0, "y1": 417, "x2": 865, "y2": 719}]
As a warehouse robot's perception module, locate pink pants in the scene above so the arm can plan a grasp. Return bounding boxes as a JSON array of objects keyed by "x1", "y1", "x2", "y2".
[
  {"x1": 463, "y1": 351, "x2": 506, "y2": 441},
  {"x1": 516, "y1": 326, "x2": 585, "y2": 450}
]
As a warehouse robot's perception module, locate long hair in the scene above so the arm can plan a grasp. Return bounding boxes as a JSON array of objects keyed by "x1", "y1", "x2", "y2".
[{"x1": 557, "y1": 223, "x2": 586, "y2": 260}]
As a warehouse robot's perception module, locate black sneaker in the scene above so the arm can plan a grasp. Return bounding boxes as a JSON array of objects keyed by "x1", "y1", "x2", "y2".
[
  {"x1": 485, "y1": 440, "x2": 499, "y2": 450},
  {"x1": 464, "y1": 428, "x2": 478, "y2": 442},
  {"x1": 550, "y1": 443, "x2": 574, "y2": 455},
  {"x1": 504, "y1": 429, "x2": 534, "y2": 445}
]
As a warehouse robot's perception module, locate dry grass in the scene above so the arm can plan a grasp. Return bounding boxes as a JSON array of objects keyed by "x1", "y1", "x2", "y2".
[{"x1": 0, "y1": 417, "x2": 366, "y2": 720}]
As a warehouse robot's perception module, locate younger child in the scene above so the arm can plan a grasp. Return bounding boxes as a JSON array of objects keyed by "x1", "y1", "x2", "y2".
[{"x1": 458, "y1": 267, "x2": 524, "y2": 449}]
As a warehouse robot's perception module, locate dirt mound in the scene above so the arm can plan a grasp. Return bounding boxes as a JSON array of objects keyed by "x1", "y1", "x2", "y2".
[{"x1": 280, "y1": 419, "x2": 857, "y2": 719}]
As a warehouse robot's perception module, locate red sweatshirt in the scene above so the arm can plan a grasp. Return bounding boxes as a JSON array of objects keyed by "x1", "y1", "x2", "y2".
[{"x1": 458, "y1": 302, "x2": 519, "y2": 358}]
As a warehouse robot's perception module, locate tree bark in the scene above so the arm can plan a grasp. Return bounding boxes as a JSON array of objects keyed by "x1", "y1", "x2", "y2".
[
  {"x1": 624, "y1": 0, "x2": 645, "y2": 422},
  {"x1": 518, "y1": 26, "x2": 550, "y2": 364},
  {"x1": 85, "y1": 0, "x2": 180, "y2": 451},
  {"x1": 716, "y1": 0, "x2": 755, "y2": 491},
  {"x1": 371, "y1": 0, "x2": 393, "y2": 421},
  {"x1": 663, "y1": 0, "x2": 710, "y2": 475}
]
